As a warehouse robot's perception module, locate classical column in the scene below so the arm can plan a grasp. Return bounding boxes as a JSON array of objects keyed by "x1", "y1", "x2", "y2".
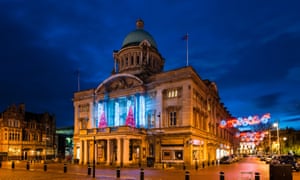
[
  {"x1": 117, "y1": 138, "x2": 121, "y2": 166},
  {"x1": 106, "y1": 139, "x2": 111, "y2": 165},
  {"x1": 123, "y1": 138, "x2": 129, "y2": 166},
  {"x1": 80, "y1": 140, "x2": 84, "y2": 164},
  {"x1": 203, "y1": 141, "x2": 208, "y2": 162},
  {"x1": 84, "y1": 140, "x2": 88, "y2": 164}
]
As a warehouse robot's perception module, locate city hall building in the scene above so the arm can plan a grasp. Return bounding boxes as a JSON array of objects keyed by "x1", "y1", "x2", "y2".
[{"x1": 73, "y1": 19, "x2": 238, "y2": 168}]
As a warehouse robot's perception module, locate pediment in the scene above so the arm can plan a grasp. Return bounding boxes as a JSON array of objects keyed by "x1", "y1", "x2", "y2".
[{"x1": 96, "y1": 73, "x2": 144, "y2": 94}]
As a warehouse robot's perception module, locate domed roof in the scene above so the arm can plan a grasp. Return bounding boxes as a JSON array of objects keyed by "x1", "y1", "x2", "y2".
[{"x1": 122, "y1": 19, "x2": 157, "y2": 49}]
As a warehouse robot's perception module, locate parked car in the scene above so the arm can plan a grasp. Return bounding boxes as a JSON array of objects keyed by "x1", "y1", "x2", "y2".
[
  {"x1": 269, "y1": 155, "x2": 281, "y2": 165},
  {"x1": 265, "y1": 155, "x2": 273, "y2": 164},
  {"x1": 220, "y1": 156, "x2": 233, "y2": 164},
  {"x1": 259, "y1": 155, "x2": 266, "y2": 161},
  {"x1": 231, "y1": 154, "x2": 240, "y2": 162},
  {"x1": 279, "y1": 155, "x2": 300, "y2": 172}
]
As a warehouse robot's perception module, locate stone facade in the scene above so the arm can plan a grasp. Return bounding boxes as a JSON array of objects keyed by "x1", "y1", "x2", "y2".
[{"x1": 73, "y1": 19, "x2": 238, "y2": 168}]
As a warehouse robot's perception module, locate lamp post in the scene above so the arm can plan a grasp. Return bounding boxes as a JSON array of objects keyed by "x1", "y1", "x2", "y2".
[
  {"x1": 283, "y1": 137, "x2": 287, "y2": 154},
  {"x1": 273, "y1": 122, "x2": 280, "y2": 154},
  {"x1": 93, "y1": 136, "x2": 96, "y2": 178},
  {"x1": 268, "y1": 129, "x2": 271, "y2": 154}
]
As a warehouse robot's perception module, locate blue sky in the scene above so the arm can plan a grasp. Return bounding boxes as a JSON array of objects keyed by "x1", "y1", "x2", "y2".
[{"x1": 0, "y1": 0, "x2": 299, "y2": 129}]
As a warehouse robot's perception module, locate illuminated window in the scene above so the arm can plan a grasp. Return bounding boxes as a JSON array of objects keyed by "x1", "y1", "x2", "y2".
[
  {"x1": 81, "y1": 120, "x2": 87, "y2": 129},
  {"x1": 193, "y1": 92, "x2": 197, "y2": 100},
  {"x1": 167, "y1": 89, "x2": 178, "y2": 98},
  {"x1": 79, "y1": 104, "x2": 89, "y2": 112},
  {"x1": 170, "y1": 111, "x2": 177, "y2": 126},
  {"x1": 147, "y1": 113, "x2": 155, "y2": 128}
]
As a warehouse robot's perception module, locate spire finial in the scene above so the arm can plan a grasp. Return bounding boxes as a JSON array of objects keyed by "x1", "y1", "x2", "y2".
[{"x1": 136, "y1": 18, "x2": 144, "y2": 29}]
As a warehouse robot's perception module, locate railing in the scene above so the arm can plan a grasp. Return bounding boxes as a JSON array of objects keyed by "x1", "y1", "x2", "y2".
[
  {"x1": 22, "y1": 141, "x2": 46, "y2": 145},
  {"x1": 79, "y1": 126, "x2": 147, "y2": 135}
]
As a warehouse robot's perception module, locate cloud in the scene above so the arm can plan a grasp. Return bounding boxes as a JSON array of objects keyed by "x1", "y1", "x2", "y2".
[
  {"x1": 253, "y1": 93, "x2": 282, "y2": 110},
  {"x1": 215, "y1": 32, "x2": 300, "y2": 89}
]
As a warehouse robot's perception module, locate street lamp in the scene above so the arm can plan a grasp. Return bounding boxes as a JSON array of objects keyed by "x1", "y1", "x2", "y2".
[
  {"x1": 93, "y1": 136, "x2": 96, "y2": 178},
  {"x1": 283, "y1": 137, "x2": 287, "y2": 154},
  {"x1": 273, "y1": 122, "x2": 280, "y2": 154}
]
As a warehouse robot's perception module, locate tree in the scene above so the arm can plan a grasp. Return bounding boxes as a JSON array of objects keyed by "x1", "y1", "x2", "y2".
[
  {"x1": 98, "y1": 112, "x2": 107, "y2": 128},
  {"x1": 125, "y1": 106, "x2": 135, "y2": 127}
]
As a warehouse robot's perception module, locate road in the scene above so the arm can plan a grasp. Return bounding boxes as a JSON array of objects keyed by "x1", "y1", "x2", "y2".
[{"x1": 1, "y1": 157, "x2": 300, "y2": 180}]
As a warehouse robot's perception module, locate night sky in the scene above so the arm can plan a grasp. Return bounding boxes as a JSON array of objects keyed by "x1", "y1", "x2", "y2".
[{"x1": 0, "y1": 1, "x2": 299, "y2": 129}]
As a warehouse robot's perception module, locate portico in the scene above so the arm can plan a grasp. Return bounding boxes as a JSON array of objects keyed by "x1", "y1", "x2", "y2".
[{"x1": 75, "y1": 127, "x2": 146, "y2": 167}]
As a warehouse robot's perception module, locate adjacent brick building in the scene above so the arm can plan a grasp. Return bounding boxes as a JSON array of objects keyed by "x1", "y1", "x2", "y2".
[{"x1": 0, "y1": 104, "x2": 55, "y2": 161}]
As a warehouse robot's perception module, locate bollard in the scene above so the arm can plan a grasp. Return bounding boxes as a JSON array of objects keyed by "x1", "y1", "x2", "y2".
[
  {"x1": 26, "y1": 161, "x2": 30, "y2": 170},
  {"x1": 88, "y1": 164, "x2": 91, "y2": 175},
  {"x1": 185, "y1": 171, "x2": 190, "y2": 180},
  {"x1": 64, "y1": 163, "x2": 67, "y2": 173},
  {"x1": 92, "y1": 163, "x2": 95, "y2": 178},
  {"x1": 44, "y1": 163, "x2": 47, "y2": 171},
  {"x1": 220, "y1": 171, "x2": 225, "y2": 180},
  {"x1": 12, "y1": 161, "x2": 15, "y2": 169},
  {"x1": 202, "y1": 162, "x2": 205, "y2": 168},
  {"x1": 140, "y1": 168, "x2": 144, "y2": 180},
  {"x1": 255, "y1": 172, "x2": 260, "y2": 180},
  {"x1": 116, "y1": 167, "x2": 120, "y2": 178}
]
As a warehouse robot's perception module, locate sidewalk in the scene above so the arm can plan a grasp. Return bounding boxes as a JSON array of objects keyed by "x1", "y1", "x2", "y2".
[
  {"x1": 1, "y1": 159, "x2": 300, "y2": 180},
  {"x1": 0, "y1": 161, "x2": 138, "y2": 180}
]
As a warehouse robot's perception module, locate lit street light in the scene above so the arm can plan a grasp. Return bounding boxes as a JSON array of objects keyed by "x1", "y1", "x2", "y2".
[
  {"x1": 273, "y1": 122, "x2": 280, "y2": 154},
  {"x1": 282, "y1": 137, "x2": 287, "y2": 153}
]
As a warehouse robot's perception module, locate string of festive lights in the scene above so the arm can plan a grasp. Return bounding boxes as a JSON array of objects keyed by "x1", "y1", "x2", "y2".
[{"x1": 219, "y1": 113, "x2": 271, "y2": 128}]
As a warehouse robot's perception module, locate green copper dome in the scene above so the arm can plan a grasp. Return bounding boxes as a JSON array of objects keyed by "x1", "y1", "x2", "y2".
[{"x1": 122, "y1": 19, "x2": 157, "y2": 49}]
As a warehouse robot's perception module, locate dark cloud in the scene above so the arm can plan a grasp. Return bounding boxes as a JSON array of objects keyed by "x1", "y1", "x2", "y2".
[
  {"x1": 253, "y1": 93, "x2": 282, "y2": 110},
  {"x1": 216, "y1": 32, "x2": 300, "y2": 87}
]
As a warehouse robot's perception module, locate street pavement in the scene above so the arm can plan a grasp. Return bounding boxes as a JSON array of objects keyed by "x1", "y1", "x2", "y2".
[{"x1": 1, "y1": 157, "x2": 300, "y2": 180}]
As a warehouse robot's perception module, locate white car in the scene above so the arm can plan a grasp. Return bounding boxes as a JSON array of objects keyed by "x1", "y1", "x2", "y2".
[{"x1": 265, "y1": 155, "x2": 273, "y2": 164}]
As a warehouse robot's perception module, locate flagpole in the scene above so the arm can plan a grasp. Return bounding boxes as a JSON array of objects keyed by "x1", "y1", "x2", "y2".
[
  {"x1": 186, "y1": 33, "x2": 189, "y2": 66},
  {"x1": 76, "y1": 69, "x2": 80, "y2": 91}
]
